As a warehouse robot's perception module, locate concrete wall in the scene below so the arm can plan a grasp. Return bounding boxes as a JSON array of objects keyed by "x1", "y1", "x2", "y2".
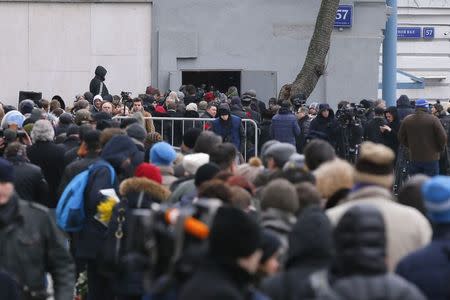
[
  {"x1": 0, "y1": 0, "x2": 151, "y2": 106},
  {"x1": 152, "y1": 0, "x2": 387, "y2": 108}
]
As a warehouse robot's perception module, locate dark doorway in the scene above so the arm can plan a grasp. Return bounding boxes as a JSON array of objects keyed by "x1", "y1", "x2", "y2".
[{"x1": 182, "y1": 71, "x2": 241, "y2": 94}]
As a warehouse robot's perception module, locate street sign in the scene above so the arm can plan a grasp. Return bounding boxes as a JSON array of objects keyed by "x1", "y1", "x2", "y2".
[
  {"x1": 397, "y1": 27, "x2": 421, "y2": 39},
  {"x1": 334, "y1": 5, "x2": 353, "y2": 28},
  {"x1": 423, "y1": 27, "x2": 435, "y2": 39}
]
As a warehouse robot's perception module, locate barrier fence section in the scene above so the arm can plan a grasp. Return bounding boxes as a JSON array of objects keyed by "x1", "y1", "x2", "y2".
[{"x1": 113, "y1": 116, "x2": 259, "y2": 161}]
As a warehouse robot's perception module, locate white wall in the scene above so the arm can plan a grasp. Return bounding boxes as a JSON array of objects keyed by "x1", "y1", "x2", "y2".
[
  {"x1": 396, "y1": 0, "x2": 450, "y2": 100},
  {"x1": 0, "y1": 1, "x2": 151, "y2": 106}
]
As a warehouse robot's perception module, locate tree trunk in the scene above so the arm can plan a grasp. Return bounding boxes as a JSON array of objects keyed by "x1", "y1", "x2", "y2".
[{"x1": 279, "y1": 0, "x2": 340, "y2": 101}]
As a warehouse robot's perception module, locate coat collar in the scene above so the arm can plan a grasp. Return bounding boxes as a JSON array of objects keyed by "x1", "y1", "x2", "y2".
[
  {"x1": 348, "y1": 185, "x2": 393, "y2": 202},
  {"x1": 119, "y1": 177, "x2": 171, "y2": 202}
]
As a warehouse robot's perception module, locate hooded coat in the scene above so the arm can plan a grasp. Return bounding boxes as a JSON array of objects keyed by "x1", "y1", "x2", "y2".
[
  {"x1": 308, "y1": 105, "x2": 338, "y2": 146},
  {"x1": 396, "y1": 95, "x2": 414, "y2": 121},
  {"x1": 315, "y1": 205, "x2": 426, "y2": 300},
  {"x1": 381, "y1": 107, "x2": 400, "y2": 156},
  {"x1": 261, "y1": 205, "x2": 334, "y2": 300},
  {"x1": 89, "y1": 66, "x2": 109, "y2": 97},
  {"x1": 212, "y1": 106, "x2": 244, "y2": 151}
]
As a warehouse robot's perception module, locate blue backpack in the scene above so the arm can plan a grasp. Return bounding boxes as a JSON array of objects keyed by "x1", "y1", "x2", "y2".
[{"x1": 56, "y1": 161, "x2": 116, "y2": 232}]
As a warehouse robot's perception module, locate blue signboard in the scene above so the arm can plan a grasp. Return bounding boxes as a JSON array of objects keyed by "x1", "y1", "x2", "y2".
[
  {"x1": 334, "y1": 5, "x2": 353, "y2": 28},
  {"x1": 397, "y1": 27, "x2": 421, "y2": 39},
  {"x1": 423, "y1": 27, "x2": 435, "y2": 39}
]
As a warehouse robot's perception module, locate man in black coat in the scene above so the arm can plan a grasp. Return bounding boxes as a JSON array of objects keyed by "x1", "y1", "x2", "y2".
[
  {"x1": 261, "y1": 205, "x2": 333, "y2": 300},
  {"x1": 89, "y1": 65, "x2": 109, "y2": 97},
  {"x1": 27, "y1": 120, "x2": 65, "y2": 208},
  {"x1": 5, "y1": 142, "x2": 48, "y2": 205},
  {"x1": 363, "y1": 107, "x2": 387, "y2": 143},
  {"x1": 308, "y1": 104, "x2": 338, "y2": 147},
  {"x1": 72, "y1": 135, "x2": 138, "y2": 300},
  {"x1": 179, "y1": 206, "x2": 263, "y2": 300},
  {"x1": 0, "y1": 159, "x2": 75, "y2": 300},
  {"x1": 309, "y1": 205, "x2": 426, "y2": 300}
]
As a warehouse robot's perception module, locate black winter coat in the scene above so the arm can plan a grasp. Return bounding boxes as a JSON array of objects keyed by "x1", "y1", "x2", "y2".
[
  {"x1": 315, "y1": 205, "x2": 426, "y2": 300},
  {"x1": 27, "y1": 141, "x2": 66, "y2": 208},
  {"x1": 0, "y1": 196, "x2": 75, "y2": 300},
  {"x1": 179, "y1": 258, "x2": 254, "y2": 300},
  {"x1": 363, "y1": 116, "x2": 386, "y2": 143},
  {"x1": 57, "y1": 154, "x2": 100, "y2": 199},
  {"x1": 308, "y1": 113, "x2": 338, "y2": 146},
  {"x1": 261, "y1": 205, "x2": 333, "y2": 300},
  {"x1": 396, "y1": 96, "x2": 414, "y2": 121},
  {"x1": 0, "y1": 271, "x2": 19, "y2": 300},
  {"x1": 8, "y1": 158, "x2": 49, "y2": 206},
  {"x1": 316, "y1": 274, "x2": 426, "y2": 300},
  {"x1": 89, "y1": 66, "x2": 109, "y2": 97}
]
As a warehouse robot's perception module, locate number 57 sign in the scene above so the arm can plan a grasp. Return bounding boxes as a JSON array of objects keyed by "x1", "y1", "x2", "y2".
[{"x1": 334, "y1": 5, "x2": 353, "y2": 28}]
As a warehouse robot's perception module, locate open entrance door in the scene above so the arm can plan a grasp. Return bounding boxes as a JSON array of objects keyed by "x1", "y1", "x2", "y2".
[{"x1": 182, "y1": 71, "x2": 241, "y2": 93}]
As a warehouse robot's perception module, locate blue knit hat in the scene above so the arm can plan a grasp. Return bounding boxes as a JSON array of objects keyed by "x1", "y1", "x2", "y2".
[
  {"x1": 415, "y1": 99, "x2": 429, "y2": 108},
  {"x1": 422, "y1": 176, "x2": 450, "y2": 223},
  {"x1": 150, "y1": 142, "x2": 177, "y2": 166}
]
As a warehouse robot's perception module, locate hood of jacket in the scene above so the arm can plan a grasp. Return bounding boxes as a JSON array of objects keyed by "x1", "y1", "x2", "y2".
[
  {"x1": 333, "y1": 204, "x2": 387, "y2": 277},
  {"x1": 260, "y1": 208, "x2": 296, "y2": 235},
  {"x1": 95, "y1": 66, "x2": 107, "y2": 81},
  {"x1": 285, "y1": 205, "x2": 334, "y2": 268},
  {"x1": 119, "y1": 177, "x2": 171, "y2": 203},
  {"x1": 396, "y1": 95, "x2": 411, "y2": 108}
]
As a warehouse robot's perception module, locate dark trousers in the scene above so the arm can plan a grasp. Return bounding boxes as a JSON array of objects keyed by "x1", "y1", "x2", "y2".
[
  {"x1": 409, "y1": 160, "x2": 439, "y2": 177},
  {"x1": 87, "y1": 260, "x2": 114, "y2": 300}
]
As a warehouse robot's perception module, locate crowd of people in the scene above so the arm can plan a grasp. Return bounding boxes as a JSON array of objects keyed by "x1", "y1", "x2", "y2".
[{"x1": 0, "y1": 66, "x2": 449, "y2": 300}]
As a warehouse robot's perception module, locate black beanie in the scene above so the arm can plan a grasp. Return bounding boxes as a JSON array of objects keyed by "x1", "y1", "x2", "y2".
[
  {"x1": 0, "y1": 158, "x2": 14, "y2": 183},
  {"x1": 195, "y1": 162, "x2": 221, "y2": 187},
  {"x1": 209, "y1": 206, "x2": 261, "y2": 260},
  {"x1": 260, "y1": 230, "x2": 281, "y2": 263},
  {"x1": 183, "y1": 128, "x2": 202, "y2": 149}
]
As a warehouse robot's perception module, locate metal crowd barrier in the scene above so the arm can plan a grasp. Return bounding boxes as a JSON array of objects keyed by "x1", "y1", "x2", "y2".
[{"x1": 113, "y1": 116, "x2": 259, "y2": 161}]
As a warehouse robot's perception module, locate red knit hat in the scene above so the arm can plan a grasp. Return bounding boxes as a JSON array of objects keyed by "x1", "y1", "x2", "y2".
[
  {"x1": 135, "y1": 163, "x2": 162, "y2": 184},
  {"x1": 204, "y1": 92, "x2": 215, "y2": 102}
]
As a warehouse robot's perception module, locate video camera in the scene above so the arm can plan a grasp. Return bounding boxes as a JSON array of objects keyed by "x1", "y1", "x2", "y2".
[
  {"x1": 336, "y1": 103, "x2": 365, "y2": 126},
  {"x1": 291, "y1": 93, "x2": 307, "y2": 110},
  {"x1": 121, "y1": 91, "x2": 133, "y2": 107}
]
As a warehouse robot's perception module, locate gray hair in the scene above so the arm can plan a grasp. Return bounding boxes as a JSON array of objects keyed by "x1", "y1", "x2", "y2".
[{"x1": 31, "y1": 120, "x2": 55, "y2": 142}]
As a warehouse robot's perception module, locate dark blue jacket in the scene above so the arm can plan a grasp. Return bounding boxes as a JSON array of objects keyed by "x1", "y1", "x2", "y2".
[
  {"x1": 270, "y1": 109, "x2": 301, "y2": 146},
  {"x1": 396, "y1": 224, "x2": 450, "y2": 300},
  {"x1": 212, "y1": 115, "x2": 243, "y2": 150}
]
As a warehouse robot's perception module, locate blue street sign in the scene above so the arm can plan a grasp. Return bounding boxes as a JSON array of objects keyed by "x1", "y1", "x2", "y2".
[
  {"x1": 397, "y1": 27, "x2": 421, "y2": 39},
  {"x1": 423, "y1": 27, "x2": 435, "y2": 39},
  {"x1": 334, "y1": 5, "x2": 353, "y2": 28}
]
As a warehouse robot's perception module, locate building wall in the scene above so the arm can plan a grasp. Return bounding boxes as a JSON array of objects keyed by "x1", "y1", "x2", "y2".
[
  {"x1": 0, "y1": 0, "x2": 152, "y2": 106},
  {"x1": 396, "y1": 0, "x2": 450, "y2": 100},
  {"x1": 152, "y1": 0, "x2": 387, "y2": 107}
]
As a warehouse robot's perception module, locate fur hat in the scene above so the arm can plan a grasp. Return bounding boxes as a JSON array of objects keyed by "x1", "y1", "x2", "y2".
[
  {"x1": 183, "y1": 153, "x2": 210, "y2": 176},
  {"x1": 314, "y1": 158, "x2": 354, "y2": 199},
  {"x1": 261, "y1": 178, "x2": 299, "y2": 214},
  {"x1": 354, "y1": 142, "x2": 395, "y2": 188},
  {"x1": 209, "y1": 206, "x2": 261, "y2": 259}
]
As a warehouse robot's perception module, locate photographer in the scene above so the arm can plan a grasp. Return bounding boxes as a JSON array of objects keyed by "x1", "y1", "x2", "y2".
[
  {"x1": 296, "y1": 107, "x2": 311, "y2": 153},
  {"x1": 334, "y1": 103, "x2": 364, "y2": 163}
]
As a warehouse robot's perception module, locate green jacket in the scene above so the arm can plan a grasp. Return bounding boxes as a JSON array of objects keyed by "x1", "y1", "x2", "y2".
[{"x1": 0, "y1": 196, "x2": 75, "y2": 300}]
